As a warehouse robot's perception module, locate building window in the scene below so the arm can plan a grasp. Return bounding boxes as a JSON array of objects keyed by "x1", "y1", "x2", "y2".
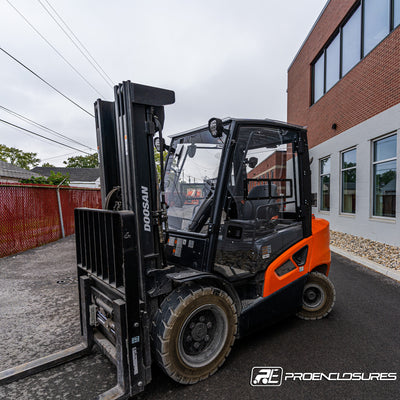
[
  {"x1": 326, "y1": 34, "x2": 340, "y2": 91},
  {"x1": 342, "y1": 6, "x2": 361, "y2": 75},
  {"x1": 373, "y1": 134, "x2": 397, "y2": 218},
  {"x1": 320, "y1": 157, "x2": 330, "y2": 211},
  {"x1": 341, "y1": 148, "x2": 357, "y2": 214},
  {"x1": 311, "y1": 0, "x2": 398, "y2": 104},
  {"x1": 313, "y1": 53, "x2": 324, "y2": 103},
  {"x1": 364, "y1": 0, "x2": 390, "y2": 55},
  {"x1": 395, "y1": 0, "x2": 400, "y2": 28}
]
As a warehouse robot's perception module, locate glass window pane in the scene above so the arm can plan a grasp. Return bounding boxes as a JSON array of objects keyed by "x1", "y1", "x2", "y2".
[
  {"x1": 395, "y1": 0, "x2": 400, "y2": 28},
  {"x1": 364, "y1": 0, "x2": 390, "y2": 55},
  {"x1": 342, "y1": 6, "x2": 361, "y2": 75},
  {"x1": 374, "y1": 135, "x2": 397, "y2": 161},
  {"x1": 326, "y1": 34, "x2": 340, "y2": 91},
  {"x1": 320, "y1": 157, "x2": 330, "y2": 175},
  {"x1": 373, "y1": 160, "x2": 396, "y2": 217},
  {"x1": 320, "y1": 175, "x2": 330, "y2": 211},
  {"x1": 313, "y1": 54, "x2": 324, "y2": 102},
  {"x1": 342, "y1": 148, "x2": 357, "y2": 169},
  {"x1": 342, "y1": 169, "x2": 356, "y2": 213},
  {"x1": 320, "y1": 157, "x2": 330, "y2": 211}
]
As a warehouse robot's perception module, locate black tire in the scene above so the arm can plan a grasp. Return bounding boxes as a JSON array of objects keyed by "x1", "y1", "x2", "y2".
[
  {"x1": 296, "y1": 272, "x2": 336, "y2": 320},
  {"x1": 152, "y1": 284, "x2": 237, "y2": 384}
]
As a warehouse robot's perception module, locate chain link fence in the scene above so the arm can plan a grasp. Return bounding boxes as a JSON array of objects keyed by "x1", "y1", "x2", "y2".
[{"x1": 0, "y1": 182, "x2": 101, "y2": 258}]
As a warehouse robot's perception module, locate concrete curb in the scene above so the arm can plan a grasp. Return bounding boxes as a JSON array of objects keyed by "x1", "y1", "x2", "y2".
[{"x1": 331, "y1": 245, "x2": 400, "y2": 283}]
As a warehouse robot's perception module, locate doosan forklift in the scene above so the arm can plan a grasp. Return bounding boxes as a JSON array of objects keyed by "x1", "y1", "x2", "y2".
[{"x1": 0, "y1": 81, "x2": 335, "y2": 399}]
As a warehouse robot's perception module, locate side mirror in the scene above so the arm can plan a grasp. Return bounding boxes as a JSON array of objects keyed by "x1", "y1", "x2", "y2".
[
  {"x1": 154, "y1": 137, "x2": 164, "y2": 152},
  {"x1": 247, "y1": 157, "x2": 258, "y2": 169},
  {"x1": 154, "y1": 137, "x2": 170, "y2": 152},
  {"x1": 208, "y1": 118, "x2": 225, "y2": 138},
  {"x1": 188, "y1": 143, "x2": 197, "y2": 158}
]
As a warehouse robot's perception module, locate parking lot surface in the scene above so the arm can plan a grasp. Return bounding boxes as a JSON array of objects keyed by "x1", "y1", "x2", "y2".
[{"x1": 0, "y1": 236, "x2": 399, "y2": 399}]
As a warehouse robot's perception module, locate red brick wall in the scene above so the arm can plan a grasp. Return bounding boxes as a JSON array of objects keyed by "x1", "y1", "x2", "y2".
[
  {"x1": 248, "y1": 151, "x2": 287, "y2": 178},
  {"x1": 287, "y1": 0, "x2": 400, "y2": 149}
]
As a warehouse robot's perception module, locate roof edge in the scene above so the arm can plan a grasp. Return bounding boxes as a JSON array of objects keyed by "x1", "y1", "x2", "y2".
[{"x1": 287, "y1": 0, "x2": 331, "y2": 72}]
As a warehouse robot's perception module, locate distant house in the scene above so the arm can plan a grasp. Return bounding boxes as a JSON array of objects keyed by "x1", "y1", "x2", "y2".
[
  {"x1": 32, "y1": 167, "x2": 100, "y2": 188},
  {"x1": 0, "y1": 160, "x2": 42, "y2": 183}
]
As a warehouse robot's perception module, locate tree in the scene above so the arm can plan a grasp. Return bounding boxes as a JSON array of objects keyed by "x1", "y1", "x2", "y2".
[
  {"x1": 41, "y1": 162, "x2": 55, "y2": 167},
  {"x1": 63, "y1": 153, "x2": 99, "y2": 168},
  {"x1": 20, "y1": 170, "x2": 70, "y2": 186},
  {"x1": 0, "y1": 144, "x2": 40, "y2": 170}
]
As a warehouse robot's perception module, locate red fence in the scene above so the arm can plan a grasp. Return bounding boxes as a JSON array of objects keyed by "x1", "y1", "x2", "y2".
[{"x1": 0, "y1": 182, "x2": 102, "y2": 258}]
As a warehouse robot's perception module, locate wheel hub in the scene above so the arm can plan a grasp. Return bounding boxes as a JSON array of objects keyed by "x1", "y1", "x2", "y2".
[
  {"x1": 303, "y1": 284, "x2": 324, "y2": 309},
  {"x1": 178, "y1": 304, "x2": 228, "y2": 368},
  {"x1": 191, "y1": 322, "x2": 207, "y2": 341}
]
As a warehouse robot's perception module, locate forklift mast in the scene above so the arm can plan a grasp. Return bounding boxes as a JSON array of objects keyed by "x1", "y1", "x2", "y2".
[{"x1": 75, "y1": 82, "x2": 175, "y2": 398}]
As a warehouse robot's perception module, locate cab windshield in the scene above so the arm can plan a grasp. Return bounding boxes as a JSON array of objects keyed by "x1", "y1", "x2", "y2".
[{"x1": 165, "y1": 129, "x2": 225, "y2": 231}]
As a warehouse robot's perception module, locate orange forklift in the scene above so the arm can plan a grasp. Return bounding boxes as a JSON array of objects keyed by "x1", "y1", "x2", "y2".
[{"x1": 0, "y1": 82, "x2": 335, "y2": 399}]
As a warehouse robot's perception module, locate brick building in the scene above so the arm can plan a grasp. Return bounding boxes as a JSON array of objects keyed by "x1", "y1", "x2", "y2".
[
  {"x1": 287, "y1": 0, "x2": 400, "y2": 246},
  {"x1": 247, "y1": 150, "x2": 287, "y2": 195}
]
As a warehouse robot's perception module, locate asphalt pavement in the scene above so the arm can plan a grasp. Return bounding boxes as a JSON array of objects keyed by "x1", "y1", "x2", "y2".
[{"x1": 0, "y1": 236, "x2": 399, "y2": 400}]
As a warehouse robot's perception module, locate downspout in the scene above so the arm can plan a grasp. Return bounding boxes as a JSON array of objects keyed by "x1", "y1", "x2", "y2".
[{"x1": 56, "y1": 178, "x2": 67, "y2": 238}]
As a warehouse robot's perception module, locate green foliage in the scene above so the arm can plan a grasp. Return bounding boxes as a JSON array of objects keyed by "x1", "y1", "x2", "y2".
[
  {"x1": 154, "y1": 149, "x2": 168, "y2": 181},
  {"x1": 63, "y1": 153, "x2": 99, "y2": 168},
  {"x1": 378, "y1": 170, "x2": 396, "y2": 187},
  {"x1": 20, "y1": 170, "x2": 70, "y2": 186},
  {"x1": 41, "y1": 162, "x2": 56, "y2": 168},
  {"x1": 0, "y1": 144, "x2": 40, "y2": 170}
]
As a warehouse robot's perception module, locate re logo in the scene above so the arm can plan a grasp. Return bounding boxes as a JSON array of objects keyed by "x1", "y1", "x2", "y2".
[{"x1": 250, "y1": 367, "x2": 283, "y2": 387}]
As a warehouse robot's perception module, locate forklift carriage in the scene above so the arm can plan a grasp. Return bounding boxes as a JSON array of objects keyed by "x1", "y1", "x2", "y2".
[{"x1": 0, "y1": 82, "x2": 335, "y2": 399}]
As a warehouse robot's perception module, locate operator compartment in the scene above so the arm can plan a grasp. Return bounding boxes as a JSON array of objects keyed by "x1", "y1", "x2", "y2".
[
  {"x1": 164, "y1": 120, "x2": 308, "y2": 281},
  {"x1": 215, "y1": 124, "x2": 304, "y2": 277}
]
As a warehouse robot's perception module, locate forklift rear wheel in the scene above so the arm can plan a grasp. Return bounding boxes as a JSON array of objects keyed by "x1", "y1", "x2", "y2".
[
  {"x1": 296, "y1": 272, "x2": 335, "y2": 320},
  {"x1": 153, "y1": 284, "x2": 237, "y2": 384}
]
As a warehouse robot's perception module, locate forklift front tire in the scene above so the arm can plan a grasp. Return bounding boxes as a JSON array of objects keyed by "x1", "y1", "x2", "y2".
[
  {"x1": 153, "y1": 284, "x2": 237, "y2": 384},
  {"x1": 296, "y1": 272, "x2": 336, "y2": 320}
]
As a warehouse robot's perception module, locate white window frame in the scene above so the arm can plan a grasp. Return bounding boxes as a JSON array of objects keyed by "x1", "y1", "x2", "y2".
[
  {"x1": 340, "y1": 147, "x2": 357, "y2": 215},
  {"x1": 319, "y1": 156, "x2": 331, "y2": 212},
  {"x1": 371, "y1": 133, "x2": 397, "y2": 219}
]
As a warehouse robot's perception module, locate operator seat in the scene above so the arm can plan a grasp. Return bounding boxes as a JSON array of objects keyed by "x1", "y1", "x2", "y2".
[{"x1": 242, "y1": 184, "x2": 279, "y2": 221}]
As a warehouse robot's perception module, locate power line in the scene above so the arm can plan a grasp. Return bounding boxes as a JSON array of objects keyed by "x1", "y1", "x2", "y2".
[
  {"x1": 6, "y1": 0, "x2": 105, "y2": 98},
  {"x1": 38, "y1": 0, "x2": 114, "y2": 88},
  {"x1": 0, "y1": 46, "x2": 94, "y2": 118},
  {"x1": 41, "y1": 151, "x2": 78, "y2": 161},
  {"x1": 0, "y1": 105, "x2": 96, "y2": 151},
  {"x1": 0, "y1": 118, "x2": 92, "y2": 155}
]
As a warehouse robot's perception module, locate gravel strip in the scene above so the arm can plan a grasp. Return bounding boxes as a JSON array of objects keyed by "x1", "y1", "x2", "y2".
[{"x1": 330, "y1": 230, "x2": 400, "y2": 270}]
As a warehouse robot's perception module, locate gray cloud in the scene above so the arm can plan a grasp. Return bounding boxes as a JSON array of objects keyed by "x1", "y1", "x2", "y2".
[{"x1": 0, "y1": 0, "x2": 326, "y2": 165}]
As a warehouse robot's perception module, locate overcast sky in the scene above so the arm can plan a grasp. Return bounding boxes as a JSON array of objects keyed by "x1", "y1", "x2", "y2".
[{"x1": 0, "y1": 0, "x2": 327, "y2": 167}]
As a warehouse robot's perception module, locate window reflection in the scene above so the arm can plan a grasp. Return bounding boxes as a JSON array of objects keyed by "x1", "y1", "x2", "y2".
[
  {"x1": 326, "y1": 34, "x2": 340, "y2": 91},
  {"x1": 373, "y1": 135, "x2": 397, "y2": 218},
  {"x1": 341, "y1": 149, "x2": 356, "y2": 214},
  {"x1": 395, "y1": 0, "x2": 400, "y2": 27},
  {"x1": 313, "y1": 54, "x2": 324, "y2": 102},
  {"x1": 364, "y1": 0, "x2": 390, "y2": 55},
  {"x1": 342, "y1": 6, "x2": 361, "y2": 75},
  {"x1": 320, "y1": 157, "x2": 330, "y2": 211}
]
